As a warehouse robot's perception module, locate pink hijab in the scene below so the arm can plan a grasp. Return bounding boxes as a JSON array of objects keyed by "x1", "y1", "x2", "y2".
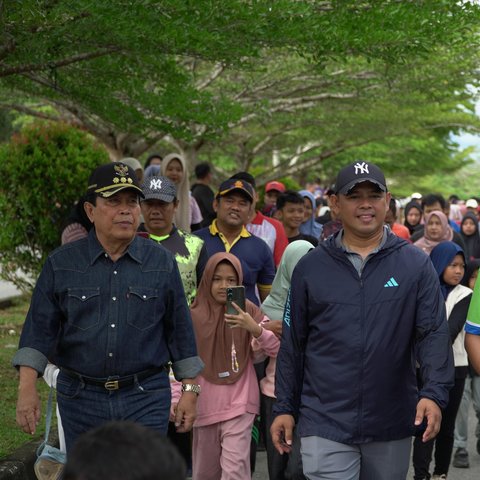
[
  {"x1": 190, "y1": 252, "x2": 263, "y2": 385},
  {"x1": 414, "y1": 211, "x2": 453, "y2": 255}
]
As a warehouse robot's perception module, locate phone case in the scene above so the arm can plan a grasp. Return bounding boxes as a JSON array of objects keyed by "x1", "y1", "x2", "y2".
[{"x1": 226, "y1": 286, "x2": 246, "y2": 314}]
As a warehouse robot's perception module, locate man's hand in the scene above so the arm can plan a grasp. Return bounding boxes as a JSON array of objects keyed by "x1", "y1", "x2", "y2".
[
  {"x1": 415, "y1": 397, "x2": 442, "y2": 442},
  {"x1": 174, "y1": 392, "x2": 197, "y2": 433},
  {"x1": 16, "y1": 367, "x2": 41, "y2": 435},
  {"x1": 263, "y1": 320, "x2": 283, "y2": 338},
  {"x1": 271, "y1": 414, "x2": 295, "y2": 455}
]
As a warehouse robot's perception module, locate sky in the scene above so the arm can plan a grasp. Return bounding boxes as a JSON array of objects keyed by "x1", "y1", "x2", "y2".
[{"x1": 451, "y1": 95, "x2": 480, "y2": 162}]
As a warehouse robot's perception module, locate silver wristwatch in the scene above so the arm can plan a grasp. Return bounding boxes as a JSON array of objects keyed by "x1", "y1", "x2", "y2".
[{"x1": 181, "y1": 383, "x2": 201, "y2": 395}]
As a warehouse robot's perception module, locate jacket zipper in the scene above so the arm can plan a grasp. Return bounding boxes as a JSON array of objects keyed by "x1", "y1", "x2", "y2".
[{"x1": 358, "y1": 276, "x2": 365, "y2": 440}]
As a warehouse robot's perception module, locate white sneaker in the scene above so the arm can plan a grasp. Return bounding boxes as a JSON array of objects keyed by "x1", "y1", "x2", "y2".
[{"x1": 431, "y1": 475, "x2": 447, "y2": 480}]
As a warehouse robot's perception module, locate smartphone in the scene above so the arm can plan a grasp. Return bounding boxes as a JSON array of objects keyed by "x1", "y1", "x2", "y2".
[{"x1": 226, "y1": 286, "x2": 246, "y2": 314}]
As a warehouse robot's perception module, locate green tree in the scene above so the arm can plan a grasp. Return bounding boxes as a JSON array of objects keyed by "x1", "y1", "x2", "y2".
[
  {"x1": 2, "y1": 1, "x2": 480, "y2": 159},
  {"x1": 0, "y1": 122, "x2": 108, "y2": 291}
]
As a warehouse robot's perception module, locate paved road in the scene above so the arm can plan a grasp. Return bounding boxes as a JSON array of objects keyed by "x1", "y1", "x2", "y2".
[
  {"x1": 253, "y1": 404, "x2": 480, "y2": 479},
  {"x1": 0, "y1": 278, "x2": 21, "y2": 302}
]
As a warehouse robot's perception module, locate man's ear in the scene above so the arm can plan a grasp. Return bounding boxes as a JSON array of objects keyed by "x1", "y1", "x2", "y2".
[
  {"x1": 84, "y1": 202, "x2": 95, "y2": 224},
  {"x1": 385, "y1": 192, "x2": 392, "y2": 208},
  {"x1": 213, "y1": 197, "x2": 219, "y2": 213},
  {"x1": 329, "y1": 194, "x2": 340, "y2": 216}
]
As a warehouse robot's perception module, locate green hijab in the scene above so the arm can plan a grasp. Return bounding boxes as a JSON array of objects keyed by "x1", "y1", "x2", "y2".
[{"x1": 261, "y1": 240, "x2": 314, "y2": 320}]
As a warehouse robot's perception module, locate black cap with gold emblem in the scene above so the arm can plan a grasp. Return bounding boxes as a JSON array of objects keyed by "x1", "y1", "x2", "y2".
[{"x1": 87, "y1": 162, "x2": 145, "y2": 198}]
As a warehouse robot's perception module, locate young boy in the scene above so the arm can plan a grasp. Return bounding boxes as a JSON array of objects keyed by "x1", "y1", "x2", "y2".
[{"x1": 275, "y1": 190, "x2": 318, "y2": 246}]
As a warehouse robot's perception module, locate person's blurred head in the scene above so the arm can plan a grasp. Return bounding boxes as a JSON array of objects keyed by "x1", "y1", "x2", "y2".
[
  {"x1": 162, "y1": 155, "x2": 185, "y2": 185},
  {"x1": 276, "y1": 190, "x2": 305, "y2": 232},
  {"x1": 210, "y1": 259, "x2": 239, "y2": 305},
  {"x1": 430, "y1": 241, "x2": 465, "y2": 289},
  {"x1": 462, "y1": 259, "x2": 480, "y2": 290},
  {"x1": 120, "y1": 157, "x2": 144, "y2": 183},
  {"x1": 330, "y1": 161, "x2": 390, "y2": 241},
  {"x1": 422, "y1": 194, "x2": 446, "y2": 216},
  {"x1": 424, "y1": 211, "x2": 449, "y2": 242},
  {"x1": 465, "y1": 198, "x2": 479, "y2": 213},
  {"x1": 84, "y1": 163, "x2": 144, "y2": 246},
  {"x1": 214, "y1": 178, "x2": 254, "y2": 230},
  {"x1": 144, "y1": 153, "x2": 163, "y2": 169},
  {"x1": 195, "y1": 162, "x2": 212, "y2": 182},
  {"x1": 140, "y1": 176, "x2": 178, "y2": 236},
  {"x1": 144, "y1": 164, "x2": 161, "y2": 179},
  {"x1": 385, "y1": 198, "x2": 398, "y2": 228},
  {"x1": 461, "y1": 212, "x2": 479, "y2": 237},
  {"x1": 264, "y1": 181, "x2": 286, "y2": 207},
  {"x1": 62, "y1": 421, "x2": 186, "y2": 480},
  {"x1": 404, "y1": 201, "x2": 423, "y2": 234}
]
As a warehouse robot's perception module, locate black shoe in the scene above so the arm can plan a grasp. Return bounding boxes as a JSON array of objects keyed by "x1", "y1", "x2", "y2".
[{"x1": 453, "y1": 447, "x2": 469, "y2": 468}]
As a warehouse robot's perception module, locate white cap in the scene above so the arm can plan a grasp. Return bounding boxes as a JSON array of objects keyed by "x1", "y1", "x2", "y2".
[
  {"x1": 466, "y1": 198, "x2": 478, "y2": 209},
  {"x1": 411, "y1": 192, "x2": 422, "y2": 200}
]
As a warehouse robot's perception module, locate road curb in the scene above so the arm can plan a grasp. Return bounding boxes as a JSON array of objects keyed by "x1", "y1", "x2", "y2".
[
  {"x1": 0, "y1": 438, "x2": 42, "y2": 480},
  {"x1": 0, "y1": 434, "x2": 60, "y2": 480}
]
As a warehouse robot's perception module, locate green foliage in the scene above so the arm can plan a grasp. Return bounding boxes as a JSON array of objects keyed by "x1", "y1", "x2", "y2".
[
  {"x1": 2, "y1": 0, "x2": 480, "y2": 182},
  {"x1": 0, "y1": 123, "x2": 108, "y2": 291},
  {"x1": 401, "y1": 159, "x2": 480, "y2": 199},
  {"x1": 2, "y1": 1, "x2": 480, "y2": 141},
  {"x1": 0, "y1": 296, "x2": 52, "y2": 458},
  {"x1": 0, "y1": 109, "x2": 15, "y2": 142}
]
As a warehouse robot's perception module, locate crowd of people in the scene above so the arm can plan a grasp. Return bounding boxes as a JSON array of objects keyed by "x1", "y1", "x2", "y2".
[{"x1": 12, "y1": 156, "x2": 480, "y2": 480}]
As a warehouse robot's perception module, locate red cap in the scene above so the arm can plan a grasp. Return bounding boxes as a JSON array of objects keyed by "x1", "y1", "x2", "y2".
[{"x1": 265, "y1": 181, "x2": 286, "y2": 193}]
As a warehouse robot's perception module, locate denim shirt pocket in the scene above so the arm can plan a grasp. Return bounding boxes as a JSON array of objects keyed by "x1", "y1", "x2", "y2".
[
  {"x1": 127, "y1": 286, "x2": 159, "y2": 331},
  {"x1": 67, "y1": 288, "x2": 101, "y2": 330}
]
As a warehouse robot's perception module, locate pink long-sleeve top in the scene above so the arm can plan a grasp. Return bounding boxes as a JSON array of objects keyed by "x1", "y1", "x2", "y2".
[{"x1": 170, "y1": 321, "x2": 279, "y2": 427}]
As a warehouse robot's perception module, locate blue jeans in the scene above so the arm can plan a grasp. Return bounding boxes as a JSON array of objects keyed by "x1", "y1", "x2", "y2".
[{"x1": 56, "y1": 370, "x2": 171, "y2": 451}]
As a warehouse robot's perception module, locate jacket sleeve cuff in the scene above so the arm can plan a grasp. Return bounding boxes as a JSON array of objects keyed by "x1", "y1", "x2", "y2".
[
  {"x1": 12, "y1": 347, "x2": 48, "y2": 375},
  {"x1": 171, "y1": 356, "x2": 204, "y2": 381}
]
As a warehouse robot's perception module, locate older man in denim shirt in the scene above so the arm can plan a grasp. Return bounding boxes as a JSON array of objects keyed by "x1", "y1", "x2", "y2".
[{"x1": 13, "y1": 162, "x2": 203, "y2": 451}]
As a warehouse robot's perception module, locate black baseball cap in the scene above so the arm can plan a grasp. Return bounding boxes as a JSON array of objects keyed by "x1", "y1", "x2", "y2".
[
  {"x1": 141, "y1": 176, "x2": 177, "y2": 203},
  {"x1": 216, "y1": 178, "x2": 254, "y2": 201},
  {"x1": 87, "y1": 162, "x2": 144, "y2": 198},
  {"x1": 334, "y1": 161, "x2": 387, "y2": 195}
]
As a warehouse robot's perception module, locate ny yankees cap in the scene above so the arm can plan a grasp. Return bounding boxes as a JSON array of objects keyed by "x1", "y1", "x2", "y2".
[
  {"x1": 87, "y1": 162, "x2": 144, "y2": 198},
  {"x1": 334, "y1": 161, "x2": 387, "y2": 195},
  {"x1": 141, "y1": 175, "x2": 177, "y2": 203}
]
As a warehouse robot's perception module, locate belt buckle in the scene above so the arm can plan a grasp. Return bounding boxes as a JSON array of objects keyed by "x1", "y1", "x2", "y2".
[{"x1": 104, "y1": 380, "x2": 119, "y2": 391}]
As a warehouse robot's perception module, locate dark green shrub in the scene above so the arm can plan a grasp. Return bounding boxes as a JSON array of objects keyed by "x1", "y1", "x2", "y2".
[{"x1": 0, "y1": 122, "x2": 108, "y2": 292}]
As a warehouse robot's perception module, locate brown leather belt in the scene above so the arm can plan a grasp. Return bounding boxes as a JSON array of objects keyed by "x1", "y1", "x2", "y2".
[{"x1": 61, "y1": 365, "x2": 168, "y2": 391}]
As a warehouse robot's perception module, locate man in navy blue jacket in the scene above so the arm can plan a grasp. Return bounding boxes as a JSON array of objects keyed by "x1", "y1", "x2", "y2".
[{"x1": 271, "y1": 161, "x2": 454, "y2": 479}]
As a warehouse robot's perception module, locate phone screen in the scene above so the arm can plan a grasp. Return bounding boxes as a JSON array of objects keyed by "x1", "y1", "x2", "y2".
[{"x1": 226, "y1": 286, "x2": 246, "y2": 314}]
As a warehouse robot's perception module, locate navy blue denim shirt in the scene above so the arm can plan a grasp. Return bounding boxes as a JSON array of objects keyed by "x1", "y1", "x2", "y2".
[{"x1": 13, "y1": 230, "x2": 204, "y2": 379}]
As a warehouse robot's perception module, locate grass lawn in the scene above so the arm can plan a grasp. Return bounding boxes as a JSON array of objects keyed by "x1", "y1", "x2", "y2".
[{"x1": 0, "y1": 295, "x2": 51, "y2": 458}]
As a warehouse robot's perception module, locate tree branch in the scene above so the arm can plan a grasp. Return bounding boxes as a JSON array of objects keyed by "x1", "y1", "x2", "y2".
[
  {"x1": 195, "y1": 63, "x2": 225, "y2": 90},
  {"x1": 252, "y1": 134, "x2": 275, "y2": 156},
  {"x1": 0, "y1": 46, "x2": 122, "y2": 78},
  {"x1": 230, "y1": 92, "x2": 357, "y2": 128},
  {"x1": 0, "y1": 103, "x2": 61, "y2": 122},
  {"x1": 0, "y1": 36, "x2": 15, "y2": 62}
]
